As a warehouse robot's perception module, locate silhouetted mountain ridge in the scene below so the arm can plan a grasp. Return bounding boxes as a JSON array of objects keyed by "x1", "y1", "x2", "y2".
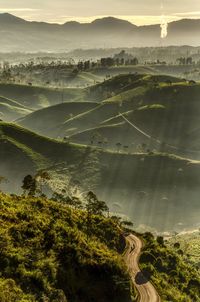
[{"x1": 0, "y1": 13, "x2": 200, "y2": 51}]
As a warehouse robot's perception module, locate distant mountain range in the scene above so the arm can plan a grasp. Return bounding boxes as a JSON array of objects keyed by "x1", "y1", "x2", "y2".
[{"x1": 0, "y1": 13, "x2": 200, "y2": 52}]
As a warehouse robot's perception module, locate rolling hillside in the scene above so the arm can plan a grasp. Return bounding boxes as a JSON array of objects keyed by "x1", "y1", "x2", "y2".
[
  {"x1": 1, "y1": 122, "x2": 200, "y2": 230},
  {"x1": 17, "y1": 102, "x2": 99, "y2": 137},
  {"x1": 0, "y1": 96, "x2": 32, "y2": 121},
  {"x1": 0, "y1": 193, "x2": 133, "y2": 302},
  {"x1": 68, "y1": 77, "x2": 200, "y2": 159},
  {"x1": 19, "y1": 74, "x2": 183, "y2": 138},
  {"x1": 0, "y1": 83, "x2": 84, "y2": 111},
  {"x1": 18, "y1": 74, "x2": 200, "y2": 160}
]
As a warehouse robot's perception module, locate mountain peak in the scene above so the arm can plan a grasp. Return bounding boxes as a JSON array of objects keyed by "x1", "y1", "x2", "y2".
[
  {"x1": 0, "y1": 13, "x2": 26, "y2": 24},
  {"x1": 63, "y1": 20, "x2": 81, "y2": 27},
  {"x1": 91, "y1": 16, "x2": 136, "y2": 28}
]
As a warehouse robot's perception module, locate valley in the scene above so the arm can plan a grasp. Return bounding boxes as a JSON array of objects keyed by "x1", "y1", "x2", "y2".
[{"x1": 1, "y1": 72, "x2": 200, "y2": 232}]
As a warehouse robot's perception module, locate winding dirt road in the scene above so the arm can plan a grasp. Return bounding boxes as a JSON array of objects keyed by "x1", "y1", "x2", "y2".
[{"x1": 124, "y1": 234, "x2": 161, "y2": 302}]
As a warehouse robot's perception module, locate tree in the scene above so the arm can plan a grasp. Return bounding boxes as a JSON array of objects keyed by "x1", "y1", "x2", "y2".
[
  {"x1": 22, "y1": 171, "x2": 50, "y2": 197},
  {"x1": 86, "y1": 191, "x2": 109, "y2": 216},
  {"x1": 156, "y1": 236, "x2": 164, "y2": 246},
  {"x1": 116, "y1": 142, "x2": 122, "y2": 152},
  {"x1": 121, "y1": 220, "x2": 134, "y2": 228},
  {"x1": 174, "y1": 242, "x2": 180, "y2": 249},
  {"x1": 71, "y1": 196, "x2": 83, "y2": 210},
  {"x1": 85, "y1": 191, "x2": 109, "y2": 238},
  {"x1": 22, "y1": 175, "x2": 37, "y2": 196},
  {"x1": 111, "y1": 215, "x2": 122, "y2": 225},
  {"x1": 186, "y1": 57, "x2": 193, "y2": 65}
]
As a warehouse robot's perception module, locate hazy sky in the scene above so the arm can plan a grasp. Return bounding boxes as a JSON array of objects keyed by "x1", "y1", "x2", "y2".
[{"x1": 0, "y1": 0, "x2": 200, "y2": 25}]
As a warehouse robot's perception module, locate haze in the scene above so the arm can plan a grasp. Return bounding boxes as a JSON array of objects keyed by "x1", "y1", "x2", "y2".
[{"x1": 0, "y1": 0, "x2": 200, "y2": 25}]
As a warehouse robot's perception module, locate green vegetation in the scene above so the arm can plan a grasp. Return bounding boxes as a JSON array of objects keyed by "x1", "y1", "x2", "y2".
[
  {"x1": 1, "y1": 74, "x2": 200, "y2": 231},
  {"x1": 167, "y1": 232, "x2": 200, "y2": 273},
  {"x1": 0, "y1": 96, "x2": 32, "y2": 121},
  {"x1": 18, "y1": 102, "x2": 99, "y2": 137},
  {"x1": 16, "y1": 73, "x2": 200, "y2": 163},
  {"x1": 139, "y1": 233, "x2": 200, "y2": 301},
  {"x1": 1, "y1": 121, "x2": 200, "y2": 230},
  {"x1": 0, "y1": 192, "x2": 133, "y2": 302},
  {"x1": 0, "y1": 83, "x2": 84, "y2": 111}
]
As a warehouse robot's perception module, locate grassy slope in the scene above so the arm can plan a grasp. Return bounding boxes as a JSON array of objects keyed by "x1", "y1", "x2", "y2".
[
  {"x1": 139, "y1": 232, "x2": 200, "y2": 301},
  {"x1": 15, "y1": 68, "x2": 102, "y2": 88},
  {"x1": 0, "y1": 83, "x2": 84, "y2": 110},
  {"x1": 0, "y1": 122, "x2": 87, "y2": 191},
  {"x1": 66, "y1": 79, "x2": 200, "y2": 159},
  {"x1": 0, "y1": 96, "x2": 31, "y2": 110},
  {"x1": 61, "y1": 103, "x2": 121, "y2": 136},
  {"x1": 97, "y1": 150, "x2": 200, "y2": 230},
  {"x1": 1, "y1": 122, "x2": 200, "y2": 230},
  {"x1": 60, "y1": 74, "x2": 166, "y2": 135},
  {"x1": 0, "y1": 193, "x2": 133, "y2": 302},
  {"x1": 15, "y1": 74, "x2": 200, "y2": 152},
  {"x1": 86, "y1": 74, "x2": 180, "y2": 102},
  {"x1": 17, "y1": 102, "x2": 99, "y2": 137},
  {"x1": 0, "y1": 96, "x2": 32, "y2": 121},
  {"x1": 167, "y1": 232, "x2": 200, "y2": 272}
]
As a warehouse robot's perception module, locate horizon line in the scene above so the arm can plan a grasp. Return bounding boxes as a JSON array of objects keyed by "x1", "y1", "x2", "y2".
[{"x1": 1, "y1": 12, "x2": 200, "y2": 27}]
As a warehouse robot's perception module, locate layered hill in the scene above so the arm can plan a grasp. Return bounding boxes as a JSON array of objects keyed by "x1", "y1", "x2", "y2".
[
  {"x1": 0, "y1": 96, "x2": 32, "y2": 121},
  {"x1": 1, "y1": 122, "x2": 200, "y2": 230},
  {"x1": 1, "y1": 14, "x2": 200, "y2": 51},
  {"x1": 0, "y1": 83, "x2": 84, "y2": 111},
  {"x1": 18, "y1": 74, "x2": 179, "y2": 131},
  {"x1": 68, "y1": 77, "x2": 200, "y2": 159},
  {"x1": 17, "y1": 102, "x2": 99, "y2": 137},
  {"x1": 18, "y1": 74, "x2": 200, "y2": 160}
]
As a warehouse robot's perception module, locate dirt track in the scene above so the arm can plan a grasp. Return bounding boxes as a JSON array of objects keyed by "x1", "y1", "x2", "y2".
[{"x1": 124, "y1": 234, "x2": 161, "y2": 302}]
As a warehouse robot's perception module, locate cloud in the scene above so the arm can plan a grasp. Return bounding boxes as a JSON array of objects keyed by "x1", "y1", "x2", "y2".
[
  {"x1": 173, "y1": 11, "x2": 200, "y2": 18},
  {"x1": 0, "y1": 8, "x2": 39, "y2": 12}
]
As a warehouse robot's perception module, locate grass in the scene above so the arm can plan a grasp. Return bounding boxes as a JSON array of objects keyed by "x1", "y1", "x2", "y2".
[
  {"x1": 13, "y1": 73, "x2": 200, "y2": 162},
  {"x1": 0, "y1": 192, "x2": 133, "y2": 302},
  {"x1": 0, "y1": 96, "x2": 32, "y2": 121},
  {"x1": 0, "y1": 190, "x2": 199, "y2": 301},
  {"x1": 0, "y1": 83, "x2": 85, "y2": 110},
  {"x1": 167, "y1": 232, "x2": 200, "y2": 272},
  {"x1": 18, "y1": 102, "x2": 99, "y2": 138},
  {"x1": 139, "y1": 232, "x2": 200, "y2": 301},
  {"x1": 1, "y1": 121, "x2": 200, "y2": 230},
  {"x1": 0, "y1": 96, "x2": 31, "y2": 110}
]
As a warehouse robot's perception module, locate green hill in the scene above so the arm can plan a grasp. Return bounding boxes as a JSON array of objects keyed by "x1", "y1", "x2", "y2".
[
  {"x1": 0, "y1": 122, "x2": 87, "y2": 191},
  {"x1": 139, "y1": 232, "x2": 200, "y2": 301},
  {"x1": 167, "y1": 232, "x2": 200, "y2": 271},
  {"x1": 69, "y1": 101, "x2": 200, "y2": 159},
  {"x1": 86, "y1": 74, "x2": 180, "y2": 102},
  {"x1": 59, "y1": 103, "x2": 122, "y2": 136},
  {"x1": 0, "y1": 193, "x2": 133, "y2": 302},
  {"x1": 1, "y1": 122, "x2": 200, "y2": 230},
  {"x1": 65, "y1": 78, "x2": 200, "y2": 159},
  {"x1": 17, "y1": 102, "x2": 99, "y2": 137},
  {"x1": 0, "y1": 96, "x2": 32, "y2": 121},
  {"x1": 16, "y1": 74, "x2": 197, "y2": 144},
  {"x1": 0, "y1": 83, "x2": 84, "y2": 110}
]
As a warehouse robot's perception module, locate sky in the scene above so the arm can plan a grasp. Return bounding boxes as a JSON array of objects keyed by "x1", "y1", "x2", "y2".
[{"x1": 0, "y1": 0, "x2": 200, "y2": 25}]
